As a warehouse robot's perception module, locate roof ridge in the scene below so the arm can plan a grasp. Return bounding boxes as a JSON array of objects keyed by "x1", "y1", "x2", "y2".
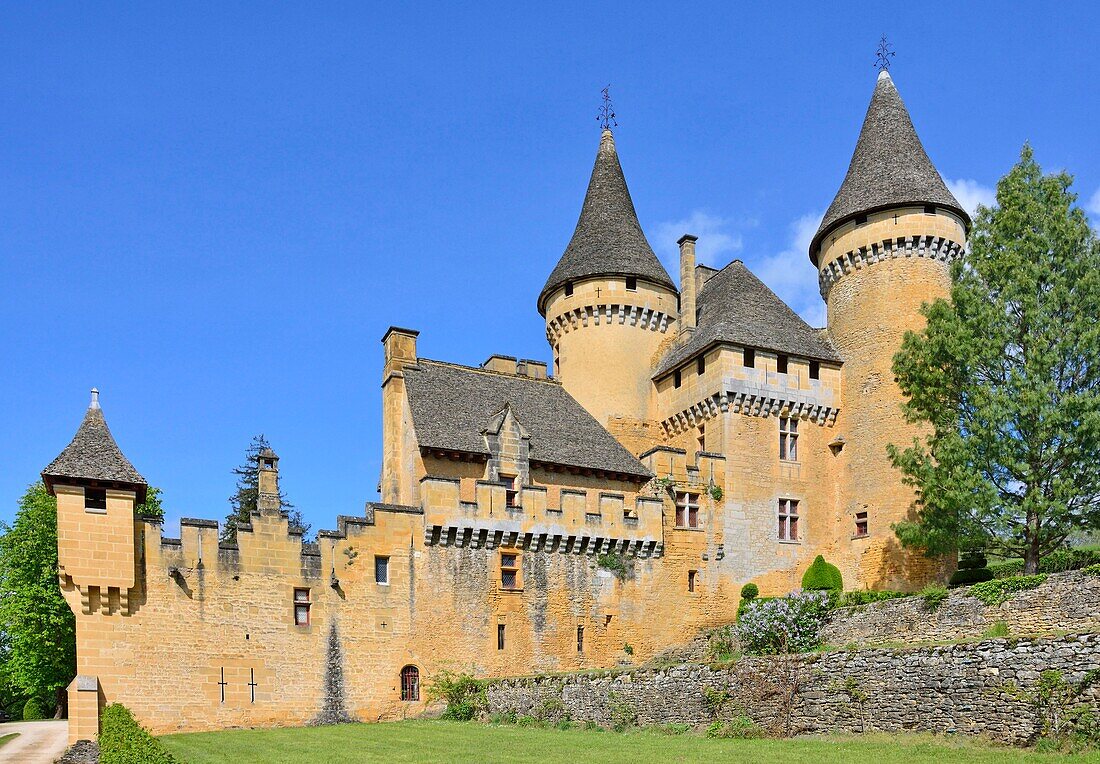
[{"x1": 416, "y1": 357, "x2": 561, "y2": 385}]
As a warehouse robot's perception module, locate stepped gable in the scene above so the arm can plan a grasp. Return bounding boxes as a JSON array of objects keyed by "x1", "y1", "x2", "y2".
[
  {"x1": 538, "y1": 129, "x2": 675, "y2": 313},
  {"x1": 655, "y1": 260, "x2": 840, "y2": 378},
  {"x1": 809, "y1": 70, "x2": 968, "y2": 263},
  {"x1": 42, "y1": 389, "x2": 147, "y2": 497},
  {"x1": 403, "y1": 359, "x2": 651, "y2": 480}
]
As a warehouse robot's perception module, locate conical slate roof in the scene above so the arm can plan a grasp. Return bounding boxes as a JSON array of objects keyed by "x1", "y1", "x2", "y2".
[
  {"x1": 538, "y1": 129, "x2": 675, "y2": 313},
  {"x1": 809, "y1": 70, "x2": 968, "y2": 264},
  {"x1": 42, "y1": 390, "x2": 146, "y2": 493}
]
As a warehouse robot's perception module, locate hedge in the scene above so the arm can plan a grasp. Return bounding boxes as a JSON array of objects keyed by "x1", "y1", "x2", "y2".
[
  {"x1": 99, "y1": 704, "x2": 177, "y2": 764},
  {"x1": 949, "y1": 567, "x2": 994, "y2": 587},
  {"x1": 801, "y1": 555, "x2": 843, "y2": 591},
  {"x1": 22, "y1": 697, "x2": 48, "y2": 720}
]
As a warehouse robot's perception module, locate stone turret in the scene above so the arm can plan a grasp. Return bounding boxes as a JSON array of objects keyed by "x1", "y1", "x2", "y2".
[
  {"x1": 539, "y1": 128, "x2": 678, "y2": 428},
  {"x1": 815, "y1": 71, "x2": 969, "y2": 589}
]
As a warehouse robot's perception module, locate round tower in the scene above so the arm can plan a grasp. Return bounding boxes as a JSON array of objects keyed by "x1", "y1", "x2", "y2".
[
  {"x1": 538, "y1": 128, "x2": 678, "y2": 427},
  {"x1": 811, "y1": 70, "x2": 970, "y2": 589}
]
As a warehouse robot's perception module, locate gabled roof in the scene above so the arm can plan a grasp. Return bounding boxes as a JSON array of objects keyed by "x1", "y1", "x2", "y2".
[
  {"x1": 810, "y1": 70, "x2": 968, "y2": 263},
  {"x1": 403, "y1": 359, "x2": 651, "y2": 480},
  {"x1": 538, "y1": 129, "x2": 676, "y2": 313},
  {"x1": 654, "y1": 260, "x2": 841, "y2": 378},
  {"x1": 42, "y1": 390, "x2": 147, "y2": 494}
]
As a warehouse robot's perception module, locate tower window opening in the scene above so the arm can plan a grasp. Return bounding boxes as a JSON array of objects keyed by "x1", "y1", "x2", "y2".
[
  {"x1": 855, "y1": 511, "x2": 869, "y2": 537},
  {"x1": 697, "y1": 423, "x2": 706, "y2": 453},
  {"x1": 577, "y1": 625, "x2": 584, "y2": 652},
  {"x1": 778, "y1": 499, "x2": 800, "y2": 541},
  {"x1": 855, "y1": 214, "x2": 868, "y2": 225},
  {"x1": 293, "y1": 588, "x2": 311, "y2": 626},
  {"x1": 625, "y1": 277, "x2": 637, "y2": 291},
  {"x1": 743, "y1": 349, "x2": 755, "y2": 368},
  {"x1": 924, "y1": 205, "x2": 936, "y2": 214},
  {"x1": 564, "y1": 282, "x2": 573, "y2": 297},
  {"x1": 497, "y1": 623, "x2": 506, "y2": 650},
  {"x1": 697, "y1": 356, "x2": 705, "y2": 375},
  {"x1": 501, "y1": 551, "x2": 520, "y2": 590},
  {"x1": 84, "y1": 487, "x2": 107, "y2": 512},
  {"x1": 674, "y1": 370, "x2": 682, "y2": 388},
  {"x1": 779, "y1": 417, "x2": 799, "y2": 462},
  {"x1": 688, "y1": 570, "x2": 698, "y2": 593},
  {"x1": 501, "y1": 474, "x2": 520, "y2": 508},
  {"x1": 375, "y1": 556, "x2": 390, "y2": 585},
  {"x1": 777, "y1": 354, "x2": 788, "y2": 374},
  {"x1": 809, "y1": 361, "x2": 820, "y2": 380}
]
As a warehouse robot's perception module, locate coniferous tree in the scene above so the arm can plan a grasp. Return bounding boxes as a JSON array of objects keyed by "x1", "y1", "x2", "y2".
[
  {"x1": 222, "y1": 434, "x2": 308, "y2": 543},
  {"x1": 890, "y1": 146, "x2": 1100, "y2": 573}
]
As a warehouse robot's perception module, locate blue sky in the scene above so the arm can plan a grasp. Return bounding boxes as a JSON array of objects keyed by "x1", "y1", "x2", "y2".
[{"x1": 2, "y1": 3, "x2": 1098, "y2": 532}]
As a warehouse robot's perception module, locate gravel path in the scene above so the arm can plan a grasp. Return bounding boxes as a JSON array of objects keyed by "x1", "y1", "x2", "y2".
[{"x1": 0, "y1": 720, "x2": 69, "y2": 764}]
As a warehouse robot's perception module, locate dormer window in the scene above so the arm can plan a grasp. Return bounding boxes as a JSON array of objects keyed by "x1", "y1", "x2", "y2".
[
  {"x1": 777, "y1": 354, "x2": 788, "y2": 374},
  {"x1": 924, "y1": 205, "x2": 936, "y2": 214},
  {"x1": 743, "y1": 349, "x2": 755, "y2": 368},
  {"x1": 674, "y1": 370, "x2": 682, "y2": 388},
  {"x1": 625, "y1": 277, "x2": 637, "y2": 291},
  {"x1": 84, "y1": 487, "x2": 107, "y2": 513},
  {"x1": 697, "y1": 356, "x2": 705, "y2": 375},
  {"x1": 564, "y1": 282, "x2": 574, "y2": 297},
  {"x1": 809, "y1": 361, "x2": 820, "y2": 380},
  {"x1": 855, "y1": 214, "x2": 868, "y2": 225}
]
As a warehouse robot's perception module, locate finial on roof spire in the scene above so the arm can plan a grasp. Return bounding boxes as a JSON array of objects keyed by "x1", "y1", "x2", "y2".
[
  {"x1": 874, "y1": 34, "x2": 895, "y2": 73},
  {"x1": 90, "y1": 388, "x2": 100, "y2": 410},
  {"x1": 597, "y1": 85, "x2": 617, "y2": 130}
]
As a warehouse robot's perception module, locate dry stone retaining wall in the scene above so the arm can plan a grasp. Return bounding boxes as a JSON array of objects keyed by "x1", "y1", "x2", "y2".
[{"x1": 487, "y1": 634, "x2": 1100, "y2": 745}]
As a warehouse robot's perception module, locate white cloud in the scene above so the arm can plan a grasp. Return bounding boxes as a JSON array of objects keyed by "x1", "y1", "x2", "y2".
[
  {"x1": 750, "y1": 212, "x2": 827, "y2": 327},
  {"x1": 652, "y1": 211, "x2": 743, "y2": 269},
  {"x1": 1086, "y1": 187, "x2": 1100, "y2": 219},
  {"x1": 946, "y1": 178, "x2": 996, "y2": 217}
]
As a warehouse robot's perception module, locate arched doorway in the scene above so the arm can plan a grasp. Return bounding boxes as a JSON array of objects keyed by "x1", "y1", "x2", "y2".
[{"x1": 400, "y1": 665, "x2": 419, "y2": 701}]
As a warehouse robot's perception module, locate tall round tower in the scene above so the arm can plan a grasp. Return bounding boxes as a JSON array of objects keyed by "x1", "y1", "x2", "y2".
[
  {"x1": 539, "y1": 128, "x2": 678, "y2": 428},
  {"x1": 811, "y1": 70, "x2": 970, "y2": 589}
]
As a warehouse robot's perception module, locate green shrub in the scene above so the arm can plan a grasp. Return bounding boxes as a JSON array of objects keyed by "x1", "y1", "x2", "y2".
[
  {"x1": 22, "y1": 698, "x2": 48, "y2": 721},
  {"x1": 842, "y1": 589, "x2": 907, "y2": 606},
  {"x1": 441, "y1": 701, "x2": 478, "y2": 721},
  {"x1": 596, "y1": 553, "x2": 628, "y2": 580},
  {"x1": 99, "y1": 704, "x2": 177, "y2": 764},
  {"x1": 983, "y1": 620, "x2": 1011, "y2": 638},
  {"x1": 489, "y1": 711, "x2": 518, "y2": 725},
  {"x1": 707, "y1": 625, "x2": 739, "y2": 663},
  {"x1": 705, "y1": 716, "x2": 767, "y2": 739},
  {"x1": 555, "y1": 719, "x2": 574, "y2": 731},
  {"x1": 1040, "y1": 548, "x2": 1100, "y2": 573},
  {"x1": 801, "y1": 555, "x2": 843, "y2": 591},
  {"x1": 920, "y1": 584, "x2": 949, "y2": 611},
  {"x1": 968, "y1": 575, "x2": 1047, "y2": 606},
  {"x1": 990, "y1": 560, "x2": 1025, "y2": 578},
  {"x1": 949, "y1": 567, "x2": 994, "y2": 587},
  {"x1": 958, "y1": 551, "x2": 988, "y2": 570},
  {"x1": 516, "y1": 715, "x2": 543, "y2": 728},
  {"x1": 1083, "y1": 564, "x2": 1100, "y2": 576},
  {"x1": 426, "y1": 670, "x2": 486, "y2": 720},
  {"x1": 740, "y1": 582, "x2": 759, "y2": 601}
]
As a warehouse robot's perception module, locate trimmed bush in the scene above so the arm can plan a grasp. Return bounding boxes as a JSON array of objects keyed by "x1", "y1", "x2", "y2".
[
  {"x1": 949, "y1": 567, "x2": 994, "y2": 587},
  {"x1": 990, "y1": 560, "x2": 1025, "y2": 578},
  {"x1": 958, "y1": 551, "x2": 988, "y2": 570},
  {"x1": 740, "y1": 583, "x2": 759, "y2": 601},
  {"x1": 801, "y1": 555, "x2": 843, "y2": 592},
  {"x1": 22, "y1": 698, "x2": 48, "y2": 720},
  {"x1": 99, "y1": 703, "x2": 177, "y2": 764},
  {"x1": 842, "y1": 589, "x2": 907, "y2": 606}
]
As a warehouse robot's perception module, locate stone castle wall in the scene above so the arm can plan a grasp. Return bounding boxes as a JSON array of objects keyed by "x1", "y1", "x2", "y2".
[{"x1": 487, "y1": 633, "x2": 1100, "y2": 745}]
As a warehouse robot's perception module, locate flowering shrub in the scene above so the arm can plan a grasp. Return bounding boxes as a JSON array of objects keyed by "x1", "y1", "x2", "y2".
[{"x1": 736, "y1": 591, "x2": 831, "y2": 655}]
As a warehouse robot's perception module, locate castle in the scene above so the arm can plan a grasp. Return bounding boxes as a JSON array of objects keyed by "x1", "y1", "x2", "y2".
[{"x1": 43, "y1": 69, "x2": 969, "y2": 741}]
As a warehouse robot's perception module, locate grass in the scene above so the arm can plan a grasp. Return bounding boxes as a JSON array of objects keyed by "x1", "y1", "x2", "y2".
[
  {"x1": 160, "y1": 720, "x2": 1100, "y2": 763},
  {"x1": 0, "y1": 732, "x2": 18, "y2": 749}
]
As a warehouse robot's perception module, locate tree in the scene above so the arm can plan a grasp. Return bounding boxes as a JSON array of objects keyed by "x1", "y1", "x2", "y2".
[
  {"x1": 890, "y1": 146, "x2": 1100, "y2": 574},
  {"x1": 136, "y1": 486, "x2": 165, "y2": 519},
  {"x1": 222, "y1": 434, "x2": 308, "y2": 543},
  {"x1": 0, "y1": 483, "x2": 76, "y2": 714}
]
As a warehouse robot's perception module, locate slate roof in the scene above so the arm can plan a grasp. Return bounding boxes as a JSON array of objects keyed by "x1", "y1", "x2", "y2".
[
  {"x1": 42, "y1": 391, "x2": 147, "y2": 493},
  {"x1": 654, "y1": 260, "x2": 841, "y2": 378},
  {"x1": 810, "y1": 70, "x2": 968, "y2": 263},
  {"x1": 538, "y1": 129, "x2": 676, "y2": 313},
  {"x1": 403, "y1": 359, "x2": 651, "y2": 479}
]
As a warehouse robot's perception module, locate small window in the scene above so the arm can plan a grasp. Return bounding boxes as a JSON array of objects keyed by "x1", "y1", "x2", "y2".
[
  {"x1": 501, "y1": 551, "x2": 520, "y2": 590},
  {"x1": 777, "y1": 354, "x2": 788, "y2": 374},
  {"x1": 400, "y1": 665, "x2": 420, "y2": 701},
  {"x1": 855, "y1": 214, "x2": 867, "y2": 225},
  {"x1": 674, "y1": 370, "x2": 682, "y2": 388},
  {"x1": 553, "y1": 345, "x2": 560, "y2": 377},
  {"x1": 697, "y1": 356, "x2": 705, "y2": 375},
  {"x1": 625, "y1": 277, "x2": 637, "y2": 291},
  {"x1": 779, "y1": 417, "x2": 799, "y2": 462},
  {"x1": 924, "y1": 205, "x2": 936, "y2": 214},
  {"x1": 855, "y1": 511, "x2": 869, "y2": 537},
  {"x1": 577, "y1": 625, "x2": 584, "y2": 652},
  {"x1": 497, "y1": 623, "x2": 506, "y2": 650},
  {"x1": 293, "y1": 588, "x2": 311, "y2": 626},
  {"x1": 697, "y1": 423, "x2": 705, "y2": 454},
  {"x1": 688, "y1": 570, "x2": 697, "y2": 593},
  {"x1": 375, "y1": 556, "x2": 390, "y2": 585},
  {"x1": 743, "y1": 348, "x2": 755, "y2": 368},
  {"x1": 564, "y1": 282, "x2": 573, "y2": 297},
  {"x1": 778, "y1": 499, "x2": 800, "y2": 541},
  {"x1": 809, "y1": 361, "x2": 820, "y2": 380},
  {"x1": 675, "y1": 492, "x2": 700, "y2": 529},
  {"x1": 263, "y1": 458, "x2": 275, "y2": 468},
  {"x1": 84, "y1": 487, "x2": 107, "y2": 512}
]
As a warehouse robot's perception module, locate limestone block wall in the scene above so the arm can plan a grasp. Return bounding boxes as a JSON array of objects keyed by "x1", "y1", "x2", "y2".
[
  {"x1": 487, "y1": 633, "x2": 1100, "y2": 745},
  {"x1": 823, "y1": 571, "x2": 1100, "y2": 647}
]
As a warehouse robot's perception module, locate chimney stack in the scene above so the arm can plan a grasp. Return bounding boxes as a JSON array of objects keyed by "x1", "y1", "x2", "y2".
[{"x1": 677, "y1": 234, "x2": 698, "y2": 335}]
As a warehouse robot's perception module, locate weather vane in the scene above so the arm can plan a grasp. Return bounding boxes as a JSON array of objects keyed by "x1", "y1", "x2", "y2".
[
  {"x1": 875, "y1": 34, "x2": 896, "y2": 72},
  {"x1": 597, "y1": 85, "x2": 617, "y2": 130}
]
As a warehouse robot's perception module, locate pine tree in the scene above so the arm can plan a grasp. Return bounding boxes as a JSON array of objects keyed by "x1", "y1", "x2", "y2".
[
  {"x1": 890, "y1": 146, "x2": 1100, "y2": 573},
  {"x1": 222, "y1": 435, "x2": 308, "y2": 543}
]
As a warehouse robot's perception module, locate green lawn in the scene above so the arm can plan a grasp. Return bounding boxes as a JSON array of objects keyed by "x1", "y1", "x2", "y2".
[
  {"x1": 0, "y1": 732, "x2": 18, "y2": 749},
  {"x1": 160, "y1": 720, "x2": 1100, "y2": 763}
]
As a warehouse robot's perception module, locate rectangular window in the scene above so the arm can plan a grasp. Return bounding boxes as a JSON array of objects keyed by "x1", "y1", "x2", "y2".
[
  {"x1": 375, "y1": 556, "x2": 390, "y2": 585},
  {"x1": 779, "y1": 417, "x2": 799, "y2": 462},
  {"x1": 688, "y1": 570, "x2": 697, "y2": 593},
  {"x1": 84, "y1": 487, "x2": 107, "y2": 512},
  {"x1": 564, "y1": 282, "x2": 573, "y2": 297},
  {"x1": 743, "y1": 348, "x2": 755, "y2": 368},
  {"x1": 809, "y1": 361, "x2": 820, "y2": 380},
  {"x1": 675, "y1": 492, "x2": 700, "y2": 529},
  {"x1": 778, "y1": 499, "x2": 800, "y2": 541},
  {"x1": 855, "y1": 511, "x2": 869, "y2": 537},
  {"x1": 674, "y1": 369, "x2": 682, "y2": 388},
  {"x1": 697, "y1": 423, "x2": 705, "y2": 454},
  {"x1": 924, "y1": 204, "x2": 936, "y2": 214},
  {"x1": 501, "y1": 474, "x2": 520, "y2": 508},
  {"x1": 501, "y1": 551, "x2": 520, "y2": 590},
  {"x1": 697, "y1": 356, "x2": 705, "y2": 375},
  {"x1": 777, "y1": 354, "x2": 788, "y2": 374},
  {"x1": 293, "y1": 588, "x2": 311, "y2": 626},
  {"x1": 855, "y1": 214, "x2": 868, "y2": 225},
  {"x1": 577, "y1": 625, "x2": 584, "y2": 653},
  {"x1": 625, "y1": 277, "x2": 637, "y2": 291},
  {"x1": 497, "y1": 623, "x2": 506, "y2": 650}
]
